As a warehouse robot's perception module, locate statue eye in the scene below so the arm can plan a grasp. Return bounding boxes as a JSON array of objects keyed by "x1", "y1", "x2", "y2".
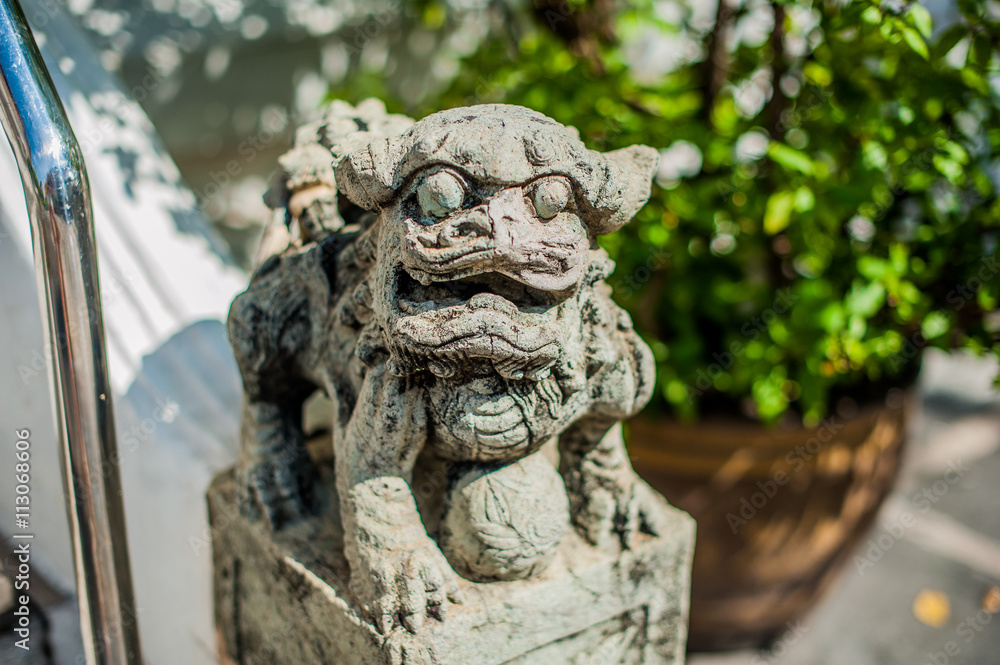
[
  {"x1": 531, "y1": 176, "x2": 571, "y2": 219},
  {"x1": 417, "y1": 170, "x2": 465, "y2": 219}
]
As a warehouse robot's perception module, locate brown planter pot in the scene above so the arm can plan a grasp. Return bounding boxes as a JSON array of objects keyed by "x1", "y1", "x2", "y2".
[{"x1": 627, "y1": 396, "x2": 909, "y2": 652}]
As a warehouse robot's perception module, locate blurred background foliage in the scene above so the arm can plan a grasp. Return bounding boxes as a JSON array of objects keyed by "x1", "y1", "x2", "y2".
[{"x1": 74, "y1": 0, "x2": 1000, "y2": 426}]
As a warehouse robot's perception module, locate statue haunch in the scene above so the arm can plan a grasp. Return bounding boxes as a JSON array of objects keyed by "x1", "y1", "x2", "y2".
[{"x1": 229, "y1": 100, "x2": 671, "y2": 636}]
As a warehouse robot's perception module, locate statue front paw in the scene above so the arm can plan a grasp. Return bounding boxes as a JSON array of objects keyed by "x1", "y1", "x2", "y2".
[
  {"x1": 238, "y1": 446, "x2": 317, "y2": 529},
  {"x1": 573, "y1": 472, "x2": 669, "y2": 550},
  {"x1": 352, "y1": 540, "x2": 463, "y2": 635}
]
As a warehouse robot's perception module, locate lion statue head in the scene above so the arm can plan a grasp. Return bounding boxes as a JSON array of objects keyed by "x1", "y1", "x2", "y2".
[{"x1": 257, "y1": 101, "x2": 658, "y2": 466}]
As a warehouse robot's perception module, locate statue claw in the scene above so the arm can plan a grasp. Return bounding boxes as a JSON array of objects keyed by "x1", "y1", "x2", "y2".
[
  {"x1": 617, "y1": 479, "x2": 669, "y2": 549},
  {"x1": 356, "y1": 540, "x2": 462, "y2": 635},
  {"x1": 572, "y1": 472, "x2": 668, "y2": 550}
]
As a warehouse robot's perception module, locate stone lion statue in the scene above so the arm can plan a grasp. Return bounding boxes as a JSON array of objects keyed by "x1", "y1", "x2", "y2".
[{"x1": 228, "y1": 100, "x2": 670, "y2": 636}]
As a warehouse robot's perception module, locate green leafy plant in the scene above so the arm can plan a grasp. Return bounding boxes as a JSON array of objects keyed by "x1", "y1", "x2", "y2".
[{"x1": 353, "y1": 0, "x2": 1000, "y2": 425}]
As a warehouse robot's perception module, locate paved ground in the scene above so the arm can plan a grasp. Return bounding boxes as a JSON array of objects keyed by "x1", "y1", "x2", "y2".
[{"x1": 2, "y1": 351, "x2": 999, "y2": 664}]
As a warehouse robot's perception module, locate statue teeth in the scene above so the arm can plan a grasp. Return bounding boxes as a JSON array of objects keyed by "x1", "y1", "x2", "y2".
[
  {"x1": 467, "y1": 292, "x2": 518, "y2": 318},
  {"x1": 398, "y1": 299, "x2": 435, "y2": 315},
  {"x1": 526, "y1": 367, "x2": 551, "y2": 381},
  {"x1": 429, "y1": 361, "x2": 456, "y2": 378}
]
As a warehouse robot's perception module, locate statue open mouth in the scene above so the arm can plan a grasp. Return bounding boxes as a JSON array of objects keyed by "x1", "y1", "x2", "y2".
[
  {"x1": 388, "y1": 270, "x2": 567, "y2": 380},
  {"x1": 396, "y1": 269, "x2": 562, "y2": 314}
]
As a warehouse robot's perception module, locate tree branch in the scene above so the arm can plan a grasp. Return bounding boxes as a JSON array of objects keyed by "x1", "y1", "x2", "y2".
[{"x1": 700, "y1": 0, "x2": 734, "y2": 127}]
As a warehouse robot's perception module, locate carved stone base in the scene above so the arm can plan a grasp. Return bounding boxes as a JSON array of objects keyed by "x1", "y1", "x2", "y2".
[{"x1": 209, "y1": 464, "x2": 694, "y2": 665}]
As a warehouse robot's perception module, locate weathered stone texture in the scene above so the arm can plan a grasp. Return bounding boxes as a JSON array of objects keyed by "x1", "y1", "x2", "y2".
[{"x1": 218, "y1": 99, "x2": 695, "y2": 664}]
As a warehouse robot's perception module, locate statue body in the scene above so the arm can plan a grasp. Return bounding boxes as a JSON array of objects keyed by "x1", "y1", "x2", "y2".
[{"x1": 228, "y1": 101, "x2": 673, "y2": 637}]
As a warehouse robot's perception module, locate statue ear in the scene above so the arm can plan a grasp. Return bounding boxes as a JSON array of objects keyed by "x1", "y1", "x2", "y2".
[
  {"x1": 588, "y1": 144, "x2": 659, "y2": 235},
  {"x1": 335, "y1": 138, "x2": 404, "y2": 212}
]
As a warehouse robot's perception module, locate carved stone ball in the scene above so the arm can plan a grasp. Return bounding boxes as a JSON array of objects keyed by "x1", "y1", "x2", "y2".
[{"x1": 441, "y1": 451, "x2": 569, "y2": 582}]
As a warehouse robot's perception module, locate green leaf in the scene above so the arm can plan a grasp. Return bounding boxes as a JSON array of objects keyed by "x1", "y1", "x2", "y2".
[
  {"x1": 933, "y1": 154, "x2": 964, "y2": 184},
  {"x1": 899, "y1": 281, "x2": 922, "y2": 304},
  {"x1": 768, "y1": 143, "x2": 814, "y2": 175},
  {"x1": 848, "y1": 314, "x2": 868, "y2": 340},
  {"x1": 909, "y1": 4, "x2": 933, "y2": 39},
  {"x1": 858, "y1": 257, "x2": 888, "y2": 279},
  {"x1": 973, "y1": 33, "x2": 994, "y2": 67},
  {"x1": 921, "y1": 311, "x2": 950, "y2": 339},
  {"x1": 846, "y1": 282, "x2": 886, "y2": 318},
  {"x1": 422, "y1": 3, "x2": 447, "y2": 29},
  {"x1": 862, "y1": 5, "x2": 882, "y2": 24},
  {"x1": 752, "y1": 373, "x2": 789, "y2": 423},
  {"x1": 903, "y1": 27, "x2": 930, "y2": 60},
  {"x1": 862, "y1": 141, "x2": 889, "y2": 171},
  {"x1": 794, "y1": 186, "x2": 815, "y2": 212},
  {"x1": 820, "y1": 302, "x2": 846, "y2": 333},
  {"x1": 764, "y1": 191, "x2": 796, "y2": 235},
  {"x1": 933, "y1": 24, "x2": 967, "y2": 59},
  {"x1": 960, "y1": 66, "x2": 989, "y2": 94},
  {"x1": 978, "y1": 288, "x2": 998, "y2": 312},
  {"x1": 803, "y1": 62, "x2": 833, "y2": 87}
]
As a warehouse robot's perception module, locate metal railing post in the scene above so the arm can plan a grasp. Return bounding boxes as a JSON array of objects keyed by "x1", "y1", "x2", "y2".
[{"x1": 0, "y1": 1, "x2": 144, "y2": 663}]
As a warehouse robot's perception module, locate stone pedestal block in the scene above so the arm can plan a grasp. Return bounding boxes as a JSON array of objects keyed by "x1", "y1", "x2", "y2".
[{"x1": 209, "y1": 465, "x2": 694, "y2": 665}]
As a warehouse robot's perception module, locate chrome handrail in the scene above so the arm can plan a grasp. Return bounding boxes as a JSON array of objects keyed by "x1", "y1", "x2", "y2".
[{"x1": 0, "y1": 1, "x2": 143, "y2": 664}]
